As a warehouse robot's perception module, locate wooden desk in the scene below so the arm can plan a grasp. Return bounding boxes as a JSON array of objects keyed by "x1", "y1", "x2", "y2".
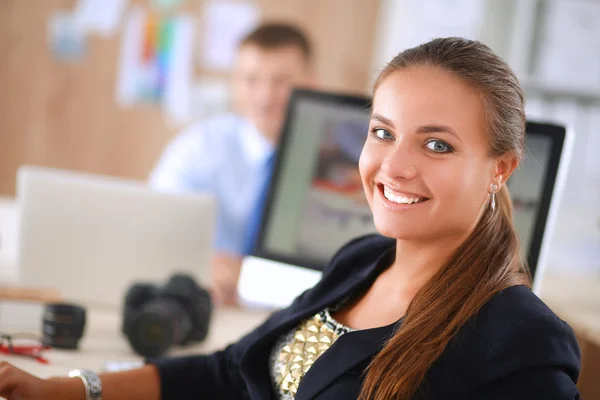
[
  {"x1": 0, "y1": 303, "x2": 270, "y2": 378},
  {"x1": 1, "y1": 271, "x2": 598, "y2": 398}
]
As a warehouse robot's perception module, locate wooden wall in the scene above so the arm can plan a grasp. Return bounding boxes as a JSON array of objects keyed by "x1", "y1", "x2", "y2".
[{"x1": 0, "y1": 0, "x2": 380, "y2": 196}]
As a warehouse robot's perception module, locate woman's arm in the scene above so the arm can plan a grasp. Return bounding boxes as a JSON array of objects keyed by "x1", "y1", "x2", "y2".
[
  {"x1": 96, "y1": 365, "x2": 160, "y2": 400},
  {"x1": 0, "y1": 362, "x2": 160, "y2": 400}
]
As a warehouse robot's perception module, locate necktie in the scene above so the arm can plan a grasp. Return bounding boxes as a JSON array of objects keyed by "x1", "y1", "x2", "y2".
[{"x1": 243, "y1": 154, "x2": 275, "y2": 255}]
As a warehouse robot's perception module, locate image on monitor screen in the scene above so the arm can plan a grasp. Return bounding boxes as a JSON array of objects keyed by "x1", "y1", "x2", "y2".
[{"x1": 260, "y1": 95, "x2": 376, "y2": 265}]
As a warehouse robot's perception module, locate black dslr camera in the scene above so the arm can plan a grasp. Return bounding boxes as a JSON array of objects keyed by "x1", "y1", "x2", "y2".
[{"x1": 122, "y1": 274, "x2": 212, "y2": 358}]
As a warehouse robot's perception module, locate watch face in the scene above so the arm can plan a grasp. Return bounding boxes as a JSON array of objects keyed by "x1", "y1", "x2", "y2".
[
  {"x1": 86, "y1": 375, "x2": 102, "y2": 397},
  {"x1": 89, "y1": 379, "x2": 102, "y2": 396},
  {"x1": 69, "y1": 369, "x2": 102, "y2": 398}
]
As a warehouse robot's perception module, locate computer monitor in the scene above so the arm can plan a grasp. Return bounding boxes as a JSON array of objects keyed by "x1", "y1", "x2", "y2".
[{"x1": 238, "y1": 89, "x2": 573, "y2": 308}]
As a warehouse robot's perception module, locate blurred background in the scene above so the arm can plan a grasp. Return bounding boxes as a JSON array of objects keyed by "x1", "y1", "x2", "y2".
[{"x1": 1, "y1": 0, "x2": 598, "y2": 276}]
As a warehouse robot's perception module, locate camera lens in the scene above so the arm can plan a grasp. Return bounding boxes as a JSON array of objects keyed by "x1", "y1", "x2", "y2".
[
  {"x1": 126, "y1": 298, "x2": 192, "y2": 358},
  {"x1": 42, "y1": 303, "x2": 86, "y2": 349}
]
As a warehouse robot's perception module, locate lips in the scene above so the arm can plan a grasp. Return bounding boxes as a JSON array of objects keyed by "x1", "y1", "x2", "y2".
[{"x1": 378, "y1": 183, "x2": 430, "y2": 207}]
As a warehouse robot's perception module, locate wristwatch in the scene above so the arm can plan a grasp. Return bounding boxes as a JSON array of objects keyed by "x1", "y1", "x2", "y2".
[{"x1": 68, "y1": 369, "x2": 102, "y2": 400}]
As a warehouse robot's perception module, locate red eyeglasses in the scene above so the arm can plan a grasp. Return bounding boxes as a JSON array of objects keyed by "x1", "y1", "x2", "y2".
[{"x1": 0, "y1": 333, "x2": 50, "y2": 364}]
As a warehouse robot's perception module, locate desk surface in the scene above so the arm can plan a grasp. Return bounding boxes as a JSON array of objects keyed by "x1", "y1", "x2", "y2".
[
  {"x1": 1, "y1": 271, "x2": 599, "y2": 379},
  {"x1": 0, "y1": 304, "x2": 269, "y2": 378},
  {"x1": 538, "y1": 271, "x2": 600, "y2": 344}
]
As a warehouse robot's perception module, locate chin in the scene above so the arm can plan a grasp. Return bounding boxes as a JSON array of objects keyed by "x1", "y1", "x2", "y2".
[
  {"x1": 255, "y1": 121, "x2": 278, "y2": 138},
  {"x1": 370, "y1": 201, "x2": 425, "y2": 234},
  {"x1": 373, "y1": 218, "x2": 423, "y2": 241}
]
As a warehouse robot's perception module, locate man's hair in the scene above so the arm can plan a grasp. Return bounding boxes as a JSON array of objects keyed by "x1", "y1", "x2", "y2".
[{"x1": 240, "y1": 23, "x2": 312, "y2": 62}]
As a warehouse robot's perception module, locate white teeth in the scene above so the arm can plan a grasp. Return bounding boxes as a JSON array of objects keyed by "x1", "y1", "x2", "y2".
[{"x1": 383, "y1": 186, "x2": 424, "y2": 204}]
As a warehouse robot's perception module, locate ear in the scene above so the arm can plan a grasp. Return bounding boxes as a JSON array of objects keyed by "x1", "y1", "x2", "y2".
[{"x1": 492, "y1": 153, "x2": 518, "y2": 188}]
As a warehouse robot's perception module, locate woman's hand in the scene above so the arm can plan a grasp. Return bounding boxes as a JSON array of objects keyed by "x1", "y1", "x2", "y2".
[{"x1": 0, "y1": 361, "x2": 84, "y2": 400}]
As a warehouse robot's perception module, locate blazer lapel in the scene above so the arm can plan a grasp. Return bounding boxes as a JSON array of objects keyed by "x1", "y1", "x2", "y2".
[
  {"x1": 239, "y1": 270, "x2": 374, "y2": 400},
  {"x1": 239, "y1": 242, "x2": 396, "y2": 400},
  {"x1": 294, "y1": 321, "x2": 400, "y2": 400}
]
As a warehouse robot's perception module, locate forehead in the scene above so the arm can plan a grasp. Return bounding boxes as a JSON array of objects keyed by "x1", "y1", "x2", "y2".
[
  {"x1": 372, "y1": 66, "x2": 487, "y2": 137},
  {"x1": 236, "y1": 44, "x2": 308, "y2": 71}
]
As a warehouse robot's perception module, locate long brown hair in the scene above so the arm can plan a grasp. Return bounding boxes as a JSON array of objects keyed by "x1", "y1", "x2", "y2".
[{"x1": 359, "y1": 37, "x2": 531, "y2": 399}]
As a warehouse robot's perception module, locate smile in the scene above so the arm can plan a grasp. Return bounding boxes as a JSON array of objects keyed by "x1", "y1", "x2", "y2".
[{"x1": 381, "y1": 185, "x2": 429, "y2": 205}]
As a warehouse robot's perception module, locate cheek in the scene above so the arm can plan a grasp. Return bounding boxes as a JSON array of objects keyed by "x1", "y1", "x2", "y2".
[
  {"x1": 239, "y1": 85, "x2": 255, "y2": 103},
  {"x1": 432, "y1": 159, "x2": 487, "y2": 216},
  {"x1": 275, "y1": 90, "x2": 290, "y2": 109},
  {"x1": 358, "y1": 147, "x2": 371, "y2": 181},
  {"x1": 436, "y1": 163, "x2": 471, "y2": 194},
  {"x1": 358, "y1": 145, "x2": 378, "y2": 194}
]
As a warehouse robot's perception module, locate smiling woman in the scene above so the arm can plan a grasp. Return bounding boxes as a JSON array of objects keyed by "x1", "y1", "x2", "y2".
[
  {"x1": 0, "y1": 38, "x2": 580, "y2": 400},
  {"x1": 353, "y1": 37, "x2": 572, "y2": 399}
]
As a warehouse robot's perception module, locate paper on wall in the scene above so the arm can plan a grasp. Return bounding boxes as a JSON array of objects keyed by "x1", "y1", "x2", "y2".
[
  {"x1": 48, "y1": 10, "x2": 87, "y2": 61},
  {"x1": 200, "y1": 1, "x2": 260, "y2": 70},
  {"x1": 189, "y1": 78, "x2": 230, "y2": 120},
  {"x1": 419, "y1": 0, "x2": 485, "y2": 27},
  {"x1": 116, "y1": 6, "x2": 196, "y2": 125},
  {"x1": 164, "y1": 15, "x2": 196, "y2": 125},
  {"x1": 405, "y1": 0, "x2": 484, "y2": 48},
  {"x1": 535, "y1": 0, "x2": 600, "y2": 88},
  {"x1": 73, "y1": 0, "x2": 128, "y2": 37},
  {"x1": 116, "y1": 6, "x2": 145, "y2": 107}
]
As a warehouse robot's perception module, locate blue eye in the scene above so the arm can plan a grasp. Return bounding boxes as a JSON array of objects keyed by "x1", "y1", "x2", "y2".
[
  {"x1": 425, "y1": 139, "x2": 453, "y2": 153},
  {"x1": 371, "y1": 128, "x2": 394, "y2": 141}
]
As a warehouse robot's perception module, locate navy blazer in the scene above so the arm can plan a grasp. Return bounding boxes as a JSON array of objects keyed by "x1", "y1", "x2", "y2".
[{"x1": 153, "y1": 235, "x2": 581, "y2": 399}]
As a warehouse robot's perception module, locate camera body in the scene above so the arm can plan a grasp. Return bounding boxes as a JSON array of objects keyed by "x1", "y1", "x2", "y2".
[{"x1": 122, "y1": 274, "x2": 212, "y2": 358}]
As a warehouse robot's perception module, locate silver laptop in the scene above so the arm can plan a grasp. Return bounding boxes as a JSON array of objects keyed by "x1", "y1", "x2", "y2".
[{"x1": 16, "y1": 166, "x2": 215, "y2": 307}]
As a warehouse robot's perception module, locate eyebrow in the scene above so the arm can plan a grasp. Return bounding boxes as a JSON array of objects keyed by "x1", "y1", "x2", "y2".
[
  {"x1": 370, "y1": 113, "x2": 395, "y2": 127},
  {"x1": 370, "y1": 113, "x2": 460, "y2": 141},
  {"x1": 416, "y1": 124, "x2": 459, "y2": 140}
]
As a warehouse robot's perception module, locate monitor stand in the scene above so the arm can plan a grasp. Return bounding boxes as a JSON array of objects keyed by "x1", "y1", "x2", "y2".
[{"x1": 237, "y1": 256, "x2": 322, "y2": 309}]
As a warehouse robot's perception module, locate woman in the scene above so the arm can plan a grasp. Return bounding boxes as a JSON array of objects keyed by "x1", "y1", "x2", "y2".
[{"x1": 0, "y1": 38, "x2": 580, "y2": 400}]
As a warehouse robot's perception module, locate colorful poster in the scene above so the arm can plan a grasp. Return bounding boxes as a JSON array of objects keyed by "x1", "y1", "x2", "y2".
[
  {"x1": 116, "y1": 6, "x2": 195, "y2": 124},
  {"x1": 73, "y1": 0, "x2": 128, "y2": 37}
]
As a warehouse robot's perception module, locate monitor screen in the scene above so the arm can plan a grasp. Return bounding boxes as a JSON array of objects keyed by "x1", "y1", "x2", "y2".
[
  {"x1": 509, "y1": 122, "x2": 566, "y2": 279},
  {"x1": 255, "y1": 90, "x2": 567, "y2": 283},
  {"x1": 259, "y1": 93, "x2": 375, "y2": 268}
]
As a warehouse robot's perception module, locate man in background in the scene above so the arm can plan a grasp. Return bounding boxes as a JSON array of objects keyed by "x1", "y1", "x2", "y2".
[{"x1": 149, "y1": 23, "x2": 314, "y2": 305}]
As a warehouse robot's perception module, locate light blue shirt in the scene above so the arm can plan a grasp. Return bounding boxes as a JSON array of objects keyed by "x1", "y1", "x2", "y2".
[{"x1": 149, "y1": 113, "x2": 274, "y2": 255}]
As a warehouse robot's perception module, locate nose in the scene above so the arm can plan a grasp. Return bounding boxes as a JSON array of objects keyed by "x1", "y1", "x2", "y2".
[
  {"x1": 256, "y1": 80, "x2": 278, "y2": 107},
  {"x1": 380, "y1": 140, "x2": 418, "y2": 180}
]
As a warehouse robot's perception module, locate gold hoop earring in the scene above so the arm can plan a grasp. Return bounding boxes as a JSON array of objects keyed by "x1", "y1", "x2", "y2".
[{"x1": 491, "y1": 184, "x2": 498, "y2": 211}]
